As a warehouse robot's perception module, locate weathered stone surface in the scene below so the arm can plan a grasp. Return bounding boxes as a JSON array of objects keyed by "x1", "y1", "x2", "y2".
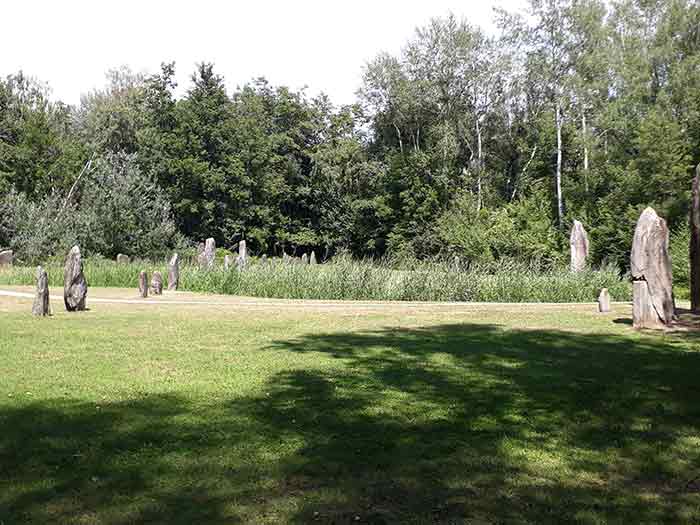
[
  {"x1": 691, "y1": 164, "x2": 700, "y2": 311},
  {"x1": 310, "y1": 251, "x2": 317, "y2": 265},
  {"x1": 116, "y1": 254, "x2": 130, "y2": 264},
  {"x1": 239, "y1": 240, "x2": 247, "y2": 262},
  {"x1": 138, "y1": 271, "x2": 149, "y2": 298},
  {"x1": 301, "y1": 253, "x2": 308, "y2": 264},
  {"x1": 454, "y1": 255, "x2": 460, "y2": 269},
  {"x1": 597, "y1": 288, "x2": 611, "y2": 313},
  {"x1": 630, "y1": 207, "x2": 675, "y2": 327},
  {"x1": 198, "y1": 238, "x2": 216, "y2": 269},
  {"x1": 63, "y1": 245, "x2": 87, "y2": 311},
  {"x1": 633, "y1": 281, "x2": 665, "y2": 329},
  {"x1": 167, "y1": 253, "x2": 179, "y2": 291},
  {"x1": 32, "y1": 266, "x2": 51, "y2": 316},
  {"x1": 224, "y1": 254, "x2": 233, "y2": 271},
  {"x1": 0, "y1": 249, "x2": 13, "y2": 266},
  {"x1": 569, "y1": 220, "x2": 590, "y2": 272},
  {"x1": 151, "y1": 271, "x2": 163, "y2": 295}
]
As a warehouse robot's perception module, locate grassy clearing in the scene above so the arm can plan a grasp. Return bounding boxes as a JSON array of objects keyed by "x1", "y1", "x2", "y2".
[
  {"x1": 0, "y1": 255, "x2": 631, "y2": 302},
  {"x1": 1, "y1": 293, "x2": 700, "y2": 523}
]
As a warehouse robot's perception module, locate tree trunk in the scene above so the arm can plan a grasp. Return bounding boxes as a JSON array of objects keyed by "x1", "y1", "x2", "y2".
[
  {"x1": 581, "y1": 108, "x2": 589, "y2": 193},
  {"x1": 691, "y1": 165, "x2": 700, "y2": 311},
  {"x1": 476, "y1": 118, "x2": 483, "y2": 211},
  {"x1": 555, "y1": 101, "x2": 564, "y2": 226}
]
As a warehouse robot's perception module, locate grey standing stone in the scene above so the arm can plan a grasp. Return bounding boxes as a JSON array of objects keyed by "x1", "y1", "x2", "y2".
[
  {"x1": 151, "y1": 271, "x2": 163, "y2": 295},
  {"x1": 167, "y1": 253, "x2": 179, "y2": 291},
  {"x1": 0, "y1": 249, "x2": 13, "y2": 266},
  {"x1": 569, "y1": 220, "x2": 590, "y2": 272},
  {"x1": 138, "y1": 271, "x2": 149, "y2": 298},
  {"x1": 453, "y1": 255, "x2": 460, "y2": 269},
  {"x1": 198, "y1": 238, "x2": 216, "y2": 269},
  {"x1": 301, "y1": 253, "x2": 308, "y2": 264},
  {"x1": 630, "y1": 207, "x2": 675, "y2": 328},
  {"x1": 32, "y1": 266, "x2": 51, "y2": 316},
  {"x1": 283, "y1": 253, "x2": 290, "y2": 263},
  {"x1": 224, "y1": 254, "x2": 233, "y2": 271},
  {"x1": 691, "y1": 164, "x2": 700, "y2": 311},
  {"x1": 116, "y1": 254, "x2": 130, "y2": 264},
  {"x1": 310, "y1": 251, "x2": 317, "y2": 265},
  {"x1": 63, "y1": 245, "x2": 87, "y2": 311},
  {"x1": 597, "y1": 288, "x2": 611, "y2": 313},
  {"x1": 260, "y1": 254, "x2": 268, "y2": 264}
]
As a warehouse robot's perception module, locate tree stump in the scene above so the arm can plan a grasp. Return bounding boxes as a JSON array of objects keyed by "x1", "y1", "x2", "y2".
[
  {"x1": 630, "y1": 207, "x2": 675, "y2": 328},
  {"x1": 570, "y1": 220, "x2": 589, "y2": 272},
  {"x1": 167, "y1": 253, "x2": 179, "y2": 291},
  {"x1": 691, "y1": 164, "x2": 700, "y2": 311},
  {"x1": 151, "y1": 271, "x2": 163, "y2": 295},
  {"x1": 138, "y1": 271, "x2": 149, "y2": 298},
  {"x1": 64, "y1": 245, "x2": 87, "y2": 311},
  {"x1": 597, "y1": 288, "x2": 610, "y2": 313},
  {"x1": 32, "y1": 266, "x2": 51, "y2": 316}
]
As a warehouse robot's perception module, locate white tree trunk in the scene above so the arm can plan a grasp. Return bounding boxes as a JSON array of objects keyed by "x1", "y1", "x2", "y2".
[
  {"x1": 582, "y1": 108, "x2": 589, "y2": 192},
  {"x1": 476, "y1": 118, "x2": 483, "y2": 211},
  {"x1": 556, "y1": 101, "x2": 564, "y2": 225}
]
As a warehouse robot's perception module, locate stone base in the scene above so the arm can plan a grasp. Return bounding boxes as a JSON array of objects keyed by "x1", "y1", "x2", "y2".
[{"x1": 633, "y1": 280, "x2": 665, "y2": 329}]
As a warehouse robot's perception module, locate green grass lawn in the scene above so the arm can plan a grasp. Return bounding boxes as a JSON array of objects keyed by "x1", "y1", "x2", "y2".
[{"x1": 1, "y1": 289, "x2": 700, "y2": 524}]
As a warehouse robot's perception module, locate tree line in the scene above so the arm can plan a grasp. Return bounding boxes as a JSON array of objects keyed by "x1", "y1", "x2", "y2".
[{"x1": 1, "y1": 0, "x2": 699, "y2": 268}]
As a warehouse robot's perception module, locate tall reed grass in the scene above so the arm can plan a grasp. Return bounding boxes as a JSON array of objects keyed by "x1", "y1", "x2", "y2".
[{"x1": 0, "y1": 254, "x2": 631, "y2": 302}]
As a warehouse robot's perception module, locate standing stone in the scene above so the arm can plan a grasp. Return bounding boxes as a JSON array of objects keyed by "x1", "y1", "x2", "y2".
[
  {"x1": 301, "y1": 253, "x2": 309, "y2": 264},
  {"x1": 453, "y1": 255, "x2": 460, "y2": 269},
  {"x1": 63, "y1": 245, "x2": 87, "y2": 311},
  {"x1": 569, "y1": 220, "x2": 590, "y2": 272},
  {"x1": 224, "y1": 254, "x2": 233, "y2": 271},
  {"x1": 32, "y1": 266, "x2": 51, "y2": 316},
  {"x1": 631, "y1": 207, "x2": 675, "y2": 328},
  {"x1": 138, "y1": 271, "x2": 149, "y2": 298},
  {"x1": 0, "y1": 249, "x2": 13, "y2": 266},
  {"x1": 691, "y1": 164, "x2": 700, "y2": 311},
  {"x1": 310, "y1": 251, "x2": 317, "y2": 265},
  {"x1": 167, "y1": 253, "x2": 179, "y2": 291},
  {"x1": 283, "y1": 253, "x2": 290, "y2": 264},
  {"x1": 198, "y1": 238, "x2": 216, "y2": 269},
  {"x1": 597, "y1": 288, "x2": 611, "y2": 313},
  {"x1": 150, "y1": 271, "x2": 163, "y2": 295},
  {"x1": 116, "y1": 254, "x2": 130, "y2": 264},
  {"x1": 261, "y1": 254, "x2": 268, "y2": 264},
  {"x1": 239, "y1": 240, "x2": 247, "y2": 262}
]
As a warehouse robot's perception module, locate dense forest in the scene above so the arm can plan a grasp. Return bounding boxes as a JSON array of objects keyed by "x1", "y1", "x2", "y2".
[{"x1": 2, "y1": 0, "x2": 699, "y2": 269}]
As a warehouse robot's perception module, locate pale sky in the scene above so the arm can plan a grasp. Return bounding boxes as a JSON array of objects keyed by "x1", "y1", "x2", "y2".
[{"x1": 2, "y1": 0, "x2": 525, "y2": 106}]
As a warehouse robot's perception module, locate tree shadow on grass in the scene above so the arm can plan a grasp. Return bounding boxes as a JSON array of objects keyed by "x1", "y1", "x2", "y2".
[{"x1": 2, "y1": 323, "x2": 700, "y2": 523}]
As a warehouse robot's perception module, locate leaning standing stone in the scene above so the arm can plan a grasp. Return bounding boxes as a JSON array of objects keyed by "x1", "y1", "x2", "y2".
[
  {"x1": 167, "y1": 253, "x2": 179, "y2": 291},
  {"x1": 151, "y1": 271, "x2": 163, "y2": 295},
  {"x1": 32, "y1": 266, "x2": 51, "y2": 316},
  {"x1": 138, "y1": 271, "x2": 149, "y2": 298},
  {"x1": 0, "y1": 249, "x2": 13, "y2": 266},
  {"x1": 597, "y1": 288, "x2": 611, "y2": 313},
  {"x1": 691, "y1": 164, "x2": 700, "y2": 311},
  {"x1": 198, "y1": 238, "x2": 216, "y2": 269},
  {"x1": 116, "y1": 253, "x2": 130, "y2": 264},
  {"x1": 64, "y1": 245, "x2": 87, "y2": 311},
  {"x1": 630, "y1": 207, "x2": 675, "y2": 328},
  {"x1": 569, "y1": 220, "x2": 590, "y2": 272}
]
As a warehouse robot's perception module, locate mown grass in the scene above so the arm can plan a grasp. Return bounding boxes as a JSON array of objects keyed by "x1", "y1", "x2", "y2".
[
  {"x1": 1, "y1": 296, "x2": 699, "y2": 523},
  {"x1": 0, "y1": 255, "x2": 631, "y2": 302}
]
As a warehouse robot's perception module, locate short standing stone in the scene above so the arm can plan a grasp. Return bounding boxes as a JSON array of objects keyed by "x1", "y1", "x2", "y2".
[
  {"x1": 32, "y1": 266, "x2": 51, "y2": 316},
  {"x1": 224, "y1": 254, "x2": 233, "y2": 271},
  {"x1": 597, "y1": 288, "x2": 611, "y2": 313},
  {"x1": 167, "y1": 253, "x2": 179, "y2": 291},
  {"x1": 570, "y1": 220, "x2": 590, "y2": 272},
  {"x1": 301, "y1": 253, "x2": 308, "y2": 264},
  {"x1": 64, "y1": 245, "x2": 87, "y2": 311},
  {"x1": 198, "y1": 238, "x2": 216, "y2": 269},
  {"x1": 630, "y1": 207, "x2": 675, "y2": 327},
  {"x1": 116, "y1": 254, "x2": 130, "y2": 264},
  {"x1": 310, "y1": 251, "x2": 317, "y2": 265},
  {"x1": 453, "y1": 255, "x2": 460, "y2": 269},
  {"x1": 138, "y1": 271, "x2": 149, "y2": 298},
  {"x1": 691, "y1": 164, "x2": 700, "y2": 311},
  {"x1": 239, "y1": 240, "x2": 247, "y2": 261},
  {"x1": 0, "y1": 249, "x2": 13, "y2": 266},
  {"x1": 151, "y1": 271, "x2": 163, "y2": 295},
  {"x1": 261, "y1": 254, "x2": 268, "y2": 264}
]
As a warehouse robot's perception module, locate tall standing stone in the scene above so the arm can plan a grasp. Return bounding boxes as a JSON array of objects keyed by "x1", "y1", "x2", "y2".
[
  {"x1": 597, "y1": 288, "x2": 611, "y2": 313},
  {"x1": 301, "y1": 253, "x2": 308, "y2": 264},
  {"x1": 32, "y1": 266, "x2": 51, "y2": 316},
  {"x1": 237, "y1": 240, "x2": 247, "y2": 270},
  {"x1": 691, "y1": 164, "x2": 700, "y2": 311},
  {"x1": 310, "y1": 251, "x2": 317, "y2": 265},
  {"x1": 138, "y1": 271, "x2": 149, "y2": 298},
  {"x1": 151, "y1": 271, "x2": 163, "y2": 295},
  {"x1": 630, "y1": 207, "x2": 675, "y2": 328},
  {"x1": 63, "y1": 245, "x2": 87, "y2": 311},
  {"x1": 198, "y1": 238, "x2": 216, "y2": 269},
  {"x1": 116, "y1": 254, "x2": 130, "y2": 264},
  {"x1": 167, "y1": 253, "x2": 179, "y2": 291},
  {"x1": 569, "y1": 220, "x2": 590, "y2": 272},
  {"x1": 0, "y1": 249, "x2": 13, "y2": 266}
]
